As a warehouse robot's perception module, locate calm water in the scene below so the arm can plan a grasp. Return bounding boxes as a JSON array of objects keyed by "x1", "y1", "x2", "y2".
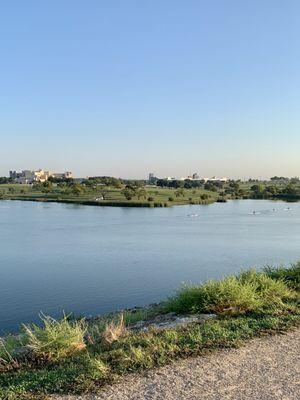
[{"x1": 0, "y1": 199, "x2": 299, "y2": 333}]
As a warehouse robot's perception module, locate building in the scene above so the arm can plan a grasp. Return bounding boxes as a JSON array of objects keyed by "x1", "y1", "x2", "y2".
[
  {"x1": 148, "y1": 172, "x2": 159, "y2": 184},
  {"x1": 203, "y1": 176, "x2": 228, "y2": 183},
  {"x1": 184, "y1": 173, "x2": 200, "y2": 180},
  {"x1": 51, "y1": 171, "x2": 73, "y2": 179},
  {"x1": 9, "y1": 169, "x2": 73, "y2": 184}
]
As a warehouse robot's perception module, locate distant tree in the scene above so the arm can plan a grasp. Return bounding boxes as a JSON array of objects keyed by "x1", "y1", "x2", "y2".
[
  {"x1": 184, "y1": 180, "x2": 193, "y2": 189},
  {"x1": 122, "y1": 185, "x2": 136, "y2": 200},
  {"x1": 41, "y1": 180, "x2": 53, "y2": 193},
  {"x1": 175, "y1": 188, "x2": 185, "y2": 197},
  {"x1": 71, "y1": 184, "x2": 85, "y2": 196},
  {"x1": 250, "y1": 184, "x2": 264, "y2": 198},
  {"x1": 0, "y1": 177, "x2": 13, "y2": 184},
  {"x1": 204, "y1": 182, "x2": 218, "y2": 192},
  {"x1": 229, "y1": 181, "x2": 240, "y2": 191},
  {"x1": 265, "y1": 185, "x2": 278, "y2": 196},
  {"x1": 137, "y1": 187, "x2": 147, "y2": 200},
  {"x1": 283, "y1": 184, "x2": 298, "y2": 196},
  {"x1": 87, "y1": 176, "x2": 123, "y2": 188},
  {"x1": 99, "y1": 189, "x2": 108, "y2": 200}
]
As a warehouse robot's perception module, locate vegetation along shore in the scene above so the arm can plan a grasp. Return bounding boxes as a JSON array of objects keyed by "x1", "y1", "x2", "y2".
[
  {"x1": 0, "y1": 263, "x2": 299, "y2": 399},
  {"x1": 0, "y1": 176, "x2": 300, "y2": 208}
]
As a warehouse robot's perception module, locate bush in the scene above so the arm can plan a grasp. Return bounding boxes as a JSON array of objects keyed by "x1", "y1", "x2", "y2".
[
  {"x1": 239, "y1": 270, "x2": 295, "y2": 308},
  {"x1": 23, "y1": 315, "x2": 87, "y2": 361},
  {"x1": 168, "y1": 197, "x2": 174, "y2": 201},
  {"x1": 166, "y1": 277, "x2": 260, "y2": 315},
  {"x1": 147, "y1": 197, "x2": 154, "y2": 202},
  {"x1": 165, "y1": 270, "x2": 296, "y2": 315},
  {"x1": 264, "y1": 262, "x2": 300, "y2": 290}
]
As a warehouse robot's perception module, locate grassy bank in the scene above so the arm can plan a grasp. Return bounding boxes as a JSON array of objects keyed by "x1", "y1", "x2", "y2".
[
  {"x1": 0, "y1": 263, "x2": 299, "y2": 399},
  {"x1": 0, "y1": 184, "x2": 218, "y2": 207},
  {"x1": 1, "y1": 180, "x2": 300, "y2": 208},
  {"x1": 1, "y1": 179, "x2": 300, "y2": 209}
]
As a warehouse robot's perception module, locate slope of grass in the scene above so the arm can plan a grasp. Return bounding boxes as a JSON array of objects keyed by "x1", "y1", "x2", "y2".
[
  {"x1": 264, "y1": 262, "x2": 300, "y2": 290},
  {"x1": 0, "y1": 265, "x2": 299, "y2": 399},
  {"x1": 164, "y1": 270, "x2": 296, "y2": 315},
  {"x1": 0, "y1": 184, "x2": 218, "y2": 207}
]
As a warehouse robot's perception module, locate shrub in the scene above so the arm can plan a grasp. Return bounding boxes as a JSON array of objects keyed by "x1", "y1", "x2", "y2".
[
  {"x1": 166, "y1": 269, "x2": 296, "y2": 316},
  {"x1": 264, "y1": 262, "x2": 300, "y2": 290},
  {"x1": 239, "y1": 270, "x2": 295, "y2": 308},
  {"x1": 166, "y1": 277, "x2": 260, "y2": 315},
  {"x1": 197, "y1": 277, "x2": 260, "y2": 314},
  {"x1": 23, "y1": 314, "x2": 87, "y2": 361},
  {"x1": 168, "y1": 197, "x2": 174, "y2": 201},
  {"x1": 147, "y1": 196, "x2": 154, "y2": 202}
]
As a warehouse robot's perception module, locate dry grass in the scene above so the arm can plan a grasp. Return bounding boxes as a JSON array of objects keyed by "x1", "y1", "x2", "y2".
[{"x1": 101, "y1": 314, "x2": 127, "y2": 345}]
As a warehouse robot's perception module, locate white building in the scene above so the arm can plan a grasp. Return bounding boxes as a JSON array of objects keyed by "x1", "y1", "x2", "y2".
[
  {"x1": 203, "y1": 176, "x2": 228, "y2": 183},
  {"x1": 9, "y1": 169, "x2": 73, "y2": 183}
]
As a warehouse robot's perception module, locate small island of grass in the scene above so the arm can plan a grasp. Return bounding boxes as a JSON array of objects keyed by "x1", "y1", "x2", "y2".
[{"x1": 1, "y1": 175, "x2": 300, "y2": 208}]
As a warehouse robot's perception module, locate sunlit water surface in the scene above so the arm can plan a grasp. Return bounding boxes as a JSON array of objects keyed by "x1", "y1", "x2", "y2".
[{"x1": 0, "y1": 200, "x2": 299, "y2": 333}]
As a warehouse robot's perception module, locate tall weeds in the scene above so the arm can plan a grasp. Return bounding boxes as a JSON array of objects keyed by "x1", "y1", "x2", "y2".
[{"x1": 23, "y1": 314, "x2": 87, "y2": 361}]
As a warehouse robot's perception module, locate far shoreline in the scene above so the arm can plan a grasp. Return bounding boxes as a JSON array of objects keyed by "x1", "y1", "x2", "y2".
[{"x1": 2, "y1": 195, "x2": 300, "y2": 209}]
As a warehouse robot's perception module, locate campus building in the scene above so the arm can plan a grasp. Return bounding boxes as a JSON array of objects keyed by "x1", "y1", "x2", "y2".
[{"x1": 9, "y1": 169, "x2": 73, "y2": 184}]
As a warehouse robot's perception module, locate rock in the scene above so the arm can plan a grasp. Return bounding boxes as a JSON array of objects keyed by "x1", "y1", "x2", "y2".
[{"x1": 130, "y1": 313, "x2": 217, "y2": 332}]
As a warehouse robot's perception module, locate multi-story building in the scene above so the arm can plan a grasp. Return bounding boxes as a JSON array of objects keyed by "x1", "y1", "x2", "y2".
[
  {"x1": 9, "y1": 169, "x2": 73, "y2": 184},
  {"x1": 148, "y1": 172, "x2": 158, "y2": 184},
  {"x1": 203, "y1": 176, "x2": 228, "y2": 183},
  {"x1": 51, "y1": 171, "x2": 73, "y2": 179}
]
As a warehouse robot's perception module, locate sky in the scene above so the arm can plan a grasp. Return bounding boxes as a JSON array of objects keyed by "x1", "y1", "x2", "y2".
[{"x1": 0, "y1": 1, "x2": 299, "y2": 179}]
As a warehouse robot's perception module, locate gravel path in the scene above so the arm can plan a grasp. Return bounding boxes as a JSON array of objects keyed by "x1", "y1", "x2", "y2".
[{"x1": 53, "y1": 327, "x2": 300, "y2": 400}]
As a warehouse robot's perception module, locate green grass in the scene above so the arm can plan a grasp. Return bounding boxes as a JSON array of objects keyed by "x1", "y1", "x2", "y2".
[
  {"x1": 0, "y1": 265, "x2": 299, "y2": 399},
  {"x1": 1, "y1": 180, "x2": 300, "y2": 207},
  {"x1": 23, "y1": 315, "x2": 87, "y2": 362},
  {"x1": 164, "y1": 270, "x2": 296, "y2": 315},
  {"x1": 0, "y1": 184, "x2": 218, "y2": 207},
  {"x1": 264, "y1": 262, "x2": 300, "y2": 290}
]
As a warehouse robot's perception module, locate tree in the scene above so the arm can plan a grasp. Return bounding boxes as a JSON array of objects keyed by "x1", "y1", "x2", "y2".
[
  {"x1": 71, "y1": 184, "x2": 85, "y2": 196},
  {"x1": 41, "y1": 180, "x2": 53, "y2": 193},
  {"x1": 122, "y1": 186, "x2": 136, "y2": 200},
  {"x1": 283, "y1": 184, "x2": 298, "y2": 196},
  {"x1": 250, "y1": 184, "x2": 264, "y2": 198},
  {"x1": 99, "y1": 189, "x2": 108, "y2": 200},
  {"x1": 175, "y1": 188, "x2": 185, "y2": 197},
  {"x1": 137, "y1": 187, "x2": 147, "y2": 200},
  {"x1": 265, "y1": 185, "x2": 277, "y2": 196}
]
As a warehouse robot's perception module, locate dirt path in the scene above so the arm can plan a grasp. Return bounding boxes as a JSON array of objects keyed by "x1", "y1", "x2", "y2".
[{"x1": 53, "y1": 327, "x2": 300, "y2": 400}]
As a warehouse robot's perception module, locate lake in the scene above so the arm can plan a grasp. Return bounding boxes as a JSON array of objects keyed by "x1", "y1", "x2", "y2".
[{"x1": 0, "y1": 199, "x2": 299, "y2": 333}]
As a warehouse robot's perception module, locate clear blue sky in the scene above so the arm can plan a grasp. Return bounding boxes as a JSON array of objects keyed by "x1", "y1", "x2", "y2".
[{"x1": 1, "y1": 1, "x2": 299, "y2": 179}]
